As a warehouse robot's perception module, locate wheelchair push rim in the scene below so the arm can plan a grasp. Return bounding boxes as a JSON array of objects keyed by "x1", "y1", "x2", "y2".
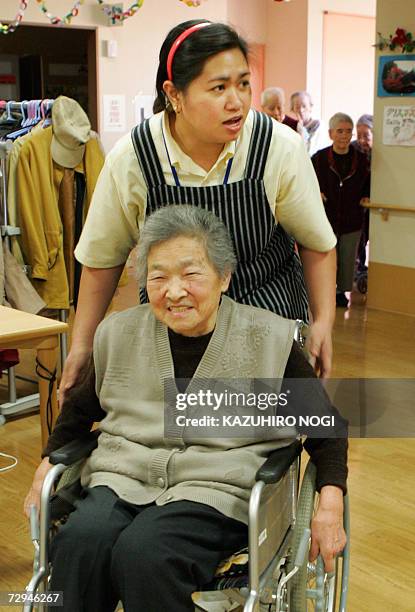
[{"x1": 287, "y1": 461, "x2": 348, "y2": 612}]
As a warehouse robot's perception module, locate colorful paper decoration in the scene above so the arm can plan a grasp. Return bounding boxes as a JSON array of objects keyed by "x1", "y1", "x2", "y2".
[
  {"x1": 0, "y1": 1, "x2": 29, "y2": 35},
  {"x1": 36, "y1": 0, "x2": 85, "y2": 25}
]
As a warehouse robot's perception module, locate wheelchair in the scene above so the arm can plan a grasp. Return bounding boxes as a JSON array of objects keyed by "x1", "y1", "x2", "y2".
[{"x1": 24, "y1": 431, "x2": 350, "y2": 612}]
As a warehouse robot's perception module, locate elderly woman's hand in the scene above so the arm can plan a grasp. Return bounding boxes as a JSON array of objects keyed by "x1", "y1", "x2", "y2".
[
  {"x1": 309, "y1": 485, "x2": 346, "y2": 573},
  {"x1": 24, "y1": 457, "x2": 53, "y2": 519}
]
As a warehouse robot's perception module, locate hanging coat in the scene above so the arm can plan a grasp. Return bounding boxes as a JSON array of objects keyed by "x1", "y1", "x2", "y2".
[{"x1": 16, "y1": 126, "x2": 105, "y2": 308}]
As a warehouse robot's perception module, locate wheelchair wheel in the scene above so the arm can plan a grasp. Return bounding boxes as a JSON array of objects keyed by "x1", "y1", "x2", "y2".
[
  {"x1": 288, "y1": 461, "x2": 345, "y2": 612},
  {"x1": 356, "y1": 272, "x2": 368, "y2": 295}
]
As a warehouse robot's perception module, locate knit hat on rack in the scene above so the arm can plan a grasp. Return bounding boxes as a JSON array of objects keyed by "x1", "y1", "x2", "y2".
[{"x1": 51, "y1": 96, "x2": 91, "y2": 168}]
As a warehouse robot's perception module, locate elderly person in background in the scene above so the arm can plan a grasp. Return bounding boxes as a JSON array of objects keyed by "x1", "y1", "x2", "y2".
[
  {"x1": 290, "y1": 90, "x2": 330, "y2": 156},
  {"x1": 351, "y1": 114, "x2": 373, "y2": 273},
  {"x1": 351, "y1": 113, "x2": 373, "y2": 162},
  {"x1": 25, "y1": 206, "x2": 347, "y2": 612},
  {"x1": 312, "y1": 113, "x2": 370, "y2": 308},
  {"x1": 261, "y1": 86, "x2": 303, "y2": 135}
]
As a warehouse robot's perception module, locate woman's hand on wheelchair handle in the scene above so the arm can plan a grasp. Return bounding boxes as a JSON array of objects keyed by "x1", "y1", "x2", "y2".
[
  {"x1": 309, "y1": 485, "x2": 346, "y2": 573},
  {"x1": 24, "y1": 457, "x2": 53, "y2": 519},
  {"x1": 59, "y1": 346, "x2": 92, "y2": 407},
  {"x1": 306, "y1": 319, "x2": 333, "y2": 379}
]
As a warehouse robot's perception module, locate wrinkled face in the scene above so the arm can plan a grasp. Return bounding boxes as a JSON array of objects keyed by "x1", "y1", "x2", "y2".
[
  {"x1": 173, "y1": 48, "x2": 251, "y2": 145},
  {"x1": 262, "y1": 96, "x2": 284, "y2": 122},
  {"x1": 357, "y1": 124, "x2": 373, "y2": 152},
  {"x1": 329, "y1": 121, "x2": 353, "y2": 153},
  {"x1": 146, "y1": 236, "x2": 230, "y2": 337},
  {"x1": 292, "y1": 94, "x2": 312, "y2": 123}
]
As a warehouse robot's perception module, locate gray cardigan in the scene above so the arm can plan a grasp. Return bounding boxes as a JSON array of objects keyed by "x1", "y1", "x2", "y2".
[{"x1": 81, "y1": 296, "x2": 297, "y2": 524}]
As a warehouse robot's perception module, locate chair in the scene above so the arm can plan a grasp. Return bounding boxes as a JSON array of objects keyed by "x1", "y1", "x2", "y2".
[{"x1": 25, "y1": 432, "x2": 349, "y2": 612}]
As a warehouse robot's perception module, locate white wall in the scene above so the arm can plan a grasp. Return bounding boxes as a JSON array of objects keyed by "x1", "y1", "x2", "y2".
[
  {"x1": 227, "y1": 0, "x2": 267, "y2": 44},
  {"x1": 307, "y1": 0, "x2": 376, "y2": 119},
  {"x1": 264, "y1": 0, "x2": 309, "y2": 103},
  {"x1": 321, "y1": 12, "x2": 375, "y2": 125},
  {"x1": 370, "y1": 0, "x2": 415, "y2": 269}
]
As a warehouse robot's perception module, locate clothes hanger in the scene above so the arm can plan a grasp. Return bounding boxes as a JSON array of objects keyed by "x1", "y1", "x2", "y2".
[
  {"x1": 42, "y1": 99, "x2": 53, "y2": 128},
  {"x1": 6, "y1": 101, "x2": 31, "y2": 139}
]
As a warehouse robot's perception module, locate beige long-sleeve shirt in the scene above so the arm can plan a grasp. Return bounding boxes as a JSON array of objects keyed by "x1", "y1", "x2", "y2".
[{"x1": 75, "y1": 110, "x2": 336, "y2": 269}]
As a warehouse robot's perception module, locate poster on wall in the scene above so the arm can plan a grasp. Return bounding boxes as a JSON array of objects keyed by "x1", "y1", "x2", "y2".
[
  {"x1": 103, "y1": 94, "x2": 126, "y2": 132},
  {"x1": 383, "y1": 105, "x2": 415, "y2": 146},
  {"x1": 377, "y1": 55, "x2": 415, "y2": 97}
]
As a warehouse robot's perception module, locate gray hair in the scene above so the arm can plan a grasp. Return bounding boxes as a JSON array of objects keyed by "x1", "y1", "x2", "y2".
[
  {"x1": 261, "y1": 87, "x2": 285, "y2": 107},
  {"x1": 329, "y1": 112, "x2": 353, "y2": 130},
  {"x1": 136, "y1": 205, "x2": 237, "y2": 287},
  {"x1": 290, "y1": 90, "x2": 312, "y2": 111},
  {"x1": 356, "y1": 113, "x2": 373, "y2": 130}
]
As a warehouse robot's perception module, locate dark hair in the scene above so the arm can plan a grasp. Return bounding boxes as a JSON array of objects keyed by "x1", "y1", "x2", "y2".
[{"x1": 153, "y1": 20, "x2": 249, "y2": 113}]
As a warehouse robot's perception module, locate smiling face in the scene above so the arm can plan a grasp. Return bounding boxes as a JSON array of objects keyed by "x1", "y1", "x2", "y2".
[
  {"x1": 166, "y1": 48, "x2": 251, "y2": 148},
  {"x1": 356, "y1": 124, "x2": 373, "y2": 152},
  {"x1": 329, "y1": 121, "x2": 353, "y2": 154},
  {"x1": 146, "y1": 235, "x2": 231, "y2": 337}
]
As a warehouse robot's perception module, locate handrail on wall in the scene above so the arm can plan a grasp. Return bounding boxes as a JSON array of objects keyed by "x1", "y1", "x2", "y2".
[{"x1": 362, "y1": 202, "x2": 415, "y2": 221}]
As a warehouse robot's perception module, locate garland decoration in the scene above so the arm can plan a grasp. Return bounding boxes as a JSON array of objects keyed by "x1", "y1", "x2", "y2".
[
  {"x1": 375, "y1": 28, "x2": 415, "y2": 54},
  {"x1": 178, "y1": 0, "x2": 202, "y2": 6},
  {"x1": 97, "y1": 1, "x2": 144, "y2": 25},
  {"x1": 36, "y1": 0, "x2": 85, "y2": 25},
  {"x1": 0, "y1": 1, "x2": 29, "y2": 35}
]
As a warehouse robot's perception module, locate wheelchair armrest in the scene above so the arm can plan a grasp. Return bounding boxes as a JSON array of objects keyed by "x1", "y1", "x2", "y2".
[
  {"x1": 49, "y1": 430, "x2": 100, "y2": 466},
  {"x1": 256, "y1": 439, "x2": 303, "y2": 484}
]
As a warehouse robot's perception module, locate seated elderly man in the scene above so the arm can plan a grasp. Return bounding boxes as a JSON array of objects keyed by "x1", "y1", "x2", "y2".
[{"x1": 25, "y1": 206, "x2": 347, "y2": 612}]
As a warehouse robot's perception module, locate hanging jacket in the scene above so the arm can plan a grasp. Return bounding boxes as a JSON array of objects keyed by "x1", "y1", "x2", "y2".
[
  {"x1": 7, "y1": 122, "x2": 45, "y2": 264},
  {"x1": 16, "y1": 126, "x2": 105, "y2": 308},
  {"x1": 312, "y1": 145, "x2": 370, "y2": 236}
]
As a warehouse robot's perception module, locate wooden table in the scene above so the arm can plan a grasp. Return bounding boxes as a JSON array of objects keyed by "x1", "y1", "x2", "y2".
[{"x1": 0, "y1": 306, "x2": 68, "y2": 445}]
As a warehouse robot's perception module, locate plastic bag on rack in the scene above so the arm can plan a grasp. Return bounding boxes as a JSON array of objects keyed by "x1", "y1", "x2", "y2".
[{"x1": 2, "y1": 242, "x2": 46, "y2": 314}]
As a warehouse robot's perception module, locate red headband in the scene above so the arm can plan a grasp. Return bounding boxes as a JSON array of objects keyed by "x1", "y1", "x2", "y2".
[{"x1": 166, "y1": 22, "x2": 211, "y2": 81}]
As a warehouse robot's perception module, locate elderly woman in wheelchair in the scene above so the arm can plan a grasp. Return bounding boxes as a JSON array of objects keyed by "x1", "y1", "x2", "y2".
[{"x1": 25, "y1": 206, "x2": 348, "y2": 612}]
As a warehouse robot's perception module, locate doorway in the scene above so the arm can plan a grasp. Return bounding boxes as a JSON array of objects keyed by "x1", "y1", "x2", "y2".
[
  {"x1": 0, "y1": 24, "x2": 98, "y2": 130},
  {"x1": 322, "y1": 12, "x2": 376, "y2": 124}
]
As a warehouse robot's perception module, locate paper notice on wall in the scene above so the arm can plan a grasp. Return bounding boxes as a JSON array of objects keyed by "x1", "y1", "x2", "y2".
[
  {"x1": 383, "y1": 105, "x2": 415, "y2": 146},
  {"x1": 103, "y1": 94, "x2": 126, "y2": 132},
  {"x1": 133, "y1": 95, "x2": 154, "y2": 124}
]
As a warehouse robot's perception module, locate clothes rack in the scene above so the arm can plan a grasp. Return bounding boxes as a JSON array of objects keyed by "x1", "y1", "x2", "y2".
[
  {"x1": 0, "y1": 109, "x2": 68, "y2": 425},
  {"x1": 0, "y1": 140, "x2": 40, "y2": 424}
]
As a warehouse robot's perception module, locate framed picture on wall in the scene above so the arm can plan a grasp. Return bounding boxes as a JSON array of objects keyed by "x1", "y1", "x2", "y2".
[{"x1": 378, "y1": 54, "x2": 415, "y2": 96}]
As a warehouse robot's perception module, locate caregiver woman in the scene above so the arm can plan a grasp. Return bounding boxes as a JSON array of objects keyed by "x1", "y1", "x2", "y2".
[{"x1": 62, "y1": 19, "x2": 337, "y2": 400}]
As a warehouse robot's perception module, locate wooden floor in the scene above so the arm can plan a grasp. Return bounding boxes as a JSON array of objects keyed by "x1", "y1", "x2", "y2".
[{"x1": 1, "y1": 278, "x2": 414, "y2": 612}]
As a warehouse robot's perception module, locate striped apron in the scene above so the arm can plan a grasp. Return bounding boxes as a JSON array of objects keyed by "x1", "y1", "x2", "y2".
[{"x1": 131, "y1": 111, "x2": 308, "y2": 321}]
